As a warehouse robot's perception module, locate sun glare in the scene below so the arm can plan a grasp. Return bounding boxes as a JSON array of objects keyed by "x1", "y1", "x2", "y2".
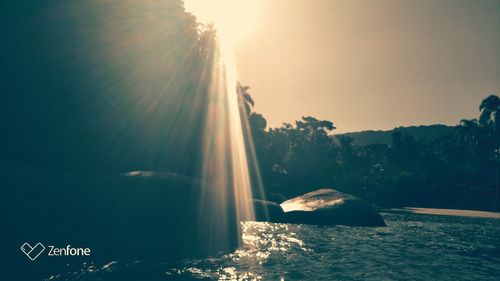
[{"x1": 184, "y1": 0, "x2": 260, "y2": 43}]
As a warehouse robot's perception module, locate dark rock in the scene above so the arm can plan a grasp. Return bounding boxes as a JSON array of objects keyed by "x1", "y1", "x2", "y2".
[
  {"x1": 0, "y1": 165, "x2": 240, "y2": 279},
  {"x1": 253, "y1": 199, "x2": 285, "y2": 222},
  {"x1": 266, "y1": 193, "x2": 288, "y2": 204},
  {"x1": 280, "y1": 189, "x2": 386, "y2": 227}
]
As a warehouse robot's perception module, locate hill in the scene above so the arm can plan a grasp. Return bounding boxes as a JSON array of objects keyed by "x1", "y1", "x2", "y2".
[{"x1": 334, "y1": 124, "x2": 457, "y2": 146}]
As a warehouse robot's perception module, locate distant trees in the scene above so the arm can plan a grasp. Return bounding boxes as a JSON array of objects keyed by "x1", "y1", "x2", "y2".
[
  {"x1": 243, "y1": 91, "x2": 500, "y2": 210},
  {"x1": 457, "y1": 119, "x2": 480, "y2": 147}
]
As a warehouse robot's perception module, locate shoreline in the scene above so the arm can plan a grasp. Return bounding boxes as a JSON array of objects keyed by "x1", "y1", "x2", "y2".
[{"x1": 382, "y1": 207, "x2": 500, "y2": 219}]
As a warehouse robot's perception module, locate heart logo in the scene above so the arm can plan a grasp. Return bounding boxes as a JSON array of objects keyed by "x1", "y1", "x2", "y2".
[{"x1": 20, "y1": 242, "x2": 45, "y2": 261}]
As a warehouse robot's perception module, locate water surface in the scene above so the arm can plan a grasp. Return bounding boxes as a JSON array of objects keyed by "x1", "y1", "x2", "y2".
[{"x1": 48, "y1": 212, "x2": 500, "y2": 280}]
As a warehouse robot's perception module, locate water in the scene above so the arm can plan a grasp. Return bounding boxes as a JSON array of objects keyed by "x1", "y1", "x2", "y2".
[{"x1": 47, "y1": 213, "x2": 500, "y2": 280}]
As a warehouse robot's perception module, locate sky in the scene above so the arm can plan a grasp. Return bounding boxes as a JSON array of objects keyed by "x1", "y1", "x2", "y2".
[{"x1": 233, "y1": 0, "x2": 499, "y2": 133}]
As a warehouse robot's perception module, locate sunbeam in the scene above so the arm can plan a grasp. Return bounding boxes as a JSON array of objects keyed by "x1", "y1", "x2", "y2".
[{"x1": 185, "y1": 1, "x2": 264, "y2": 249}]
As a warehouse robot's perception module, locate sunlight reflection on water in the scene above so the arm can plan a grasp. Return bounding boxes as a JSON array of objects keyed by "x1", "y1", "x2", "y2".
[
  {"x1": 168, "y1": 214, "x2": 500, "y2": 281},
  {"x1": 171, "y1": 222, "x2": 308, "y2": 280}
]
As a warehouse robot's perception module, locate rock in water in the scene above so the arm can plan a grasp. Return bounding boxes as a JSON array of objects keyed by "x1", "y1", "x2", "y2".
[
  {"x1": 0, "y1": 165, "x2": 240, "y2": 280},
  {"x1": 280, "y1": 189, "x2": 386, "y2": 227},
  {"x1": 253, "y1": 199, "x2": 285, "y2": 222}
]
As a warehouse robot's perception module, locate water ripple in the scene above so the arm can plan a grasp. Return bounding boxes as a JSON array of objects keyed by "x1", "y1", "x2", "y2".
[{"x1": 47, "y1": 213, "x2": 500, "y2": 281}]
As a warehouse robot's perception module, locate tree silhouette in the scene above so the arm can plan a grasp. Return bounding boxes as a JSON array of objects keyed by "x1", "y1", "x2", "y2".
[
  {"x1": 0, "y1": 0, "x2": 218, "y2": 174},
  {"x1": 237, "y1": 82, "x2": 255, "y2": 115},
  {"x1": 479, "y1": 95, "x2": 500, "y2": 130},
  {"x1": 457, "y1": 119, "x2": 481, "y2": 147},
  {"x1": 479, "y1": 95, "x2": 500, "y2": 206}
]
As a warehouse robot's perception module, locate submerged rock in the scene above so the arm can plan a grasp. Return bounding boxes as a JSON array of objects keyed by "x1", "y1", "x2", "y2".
[{"x1": 279, "y1": 189, "x2": 386, "y2": 227}]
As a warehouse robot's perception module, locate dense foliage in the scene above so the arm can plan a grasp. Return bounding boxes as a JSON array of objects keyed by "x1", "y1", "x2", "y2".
[
  {"x1": 1, "y1": 1, "x2": 216, "y2": 175},
  {"x1": 244, "y1": 92, "x2": 500, "y2": 210}
]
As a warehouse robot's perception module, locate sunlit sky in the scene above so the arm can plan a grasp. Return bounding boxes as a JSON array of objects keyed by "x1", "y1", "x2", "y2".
[{"x1": 224, "y1": 0, "x2": 499, "y2": 133}]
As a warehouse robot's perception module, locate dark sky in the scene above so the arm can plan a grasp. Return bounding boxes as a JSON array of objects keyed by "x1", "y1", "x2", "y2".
[{"x1": 234, "y1": 0, "x2": 499, "y2": 132}]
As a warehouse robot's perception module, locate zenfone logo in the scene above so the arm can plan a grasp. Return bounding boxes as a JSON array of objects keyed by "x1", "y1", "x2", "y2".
[
  {"x1": 21, "y1": 242, "x2": 92, "y2": 261},
  {"x1": 20, "y1": 242, "x2": 45, "y2": 261},
  {"x1": 47, "y1": 245, "x2": 91, "y2": 256}
]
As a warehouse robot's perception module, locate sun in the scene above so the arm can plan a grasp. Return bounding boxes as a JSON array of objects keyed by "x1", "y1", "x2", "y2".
[{"x1": 184, "y1": 0, "x2": 260, "y2": 43}]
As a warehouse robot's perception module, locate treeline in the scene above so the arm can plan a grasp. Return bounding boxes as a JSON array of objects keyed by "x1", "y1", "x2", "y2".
[{"x1": 243, "y1": 90, "x2": 500, "y2": 211}]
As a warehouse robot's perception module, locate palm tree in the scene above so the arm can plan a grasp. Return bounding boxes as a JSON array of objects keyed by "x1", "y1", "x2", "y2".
[
  {"x1": 480, "y1": 95, "x2": 500, "y2": 128},
  {"x1": 480, "y1": 95, "x2": 500, "y2": 134},
  {"x1": 479, "y1": 95, "x2": 500, "y2": 208},
  {"x1": 237, "y1": 82, "x2": 254, "y2": 116}
]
